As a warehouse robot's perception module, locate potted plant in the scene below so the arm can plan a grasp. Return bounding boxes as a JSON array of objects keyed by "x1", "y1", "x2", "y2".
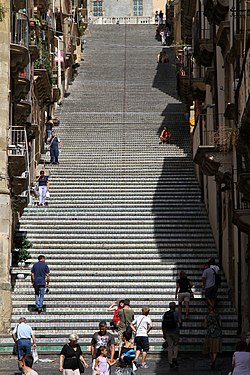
[{"x1": 13, "y1": 238, "x2": 32, "y2": 267}]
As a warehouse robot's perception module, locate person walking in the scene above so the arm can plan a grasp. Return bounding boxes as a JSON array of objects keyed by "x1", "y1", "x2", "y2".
[
  {"x1": 117, "y1": 299, "x2": 134, "y2": 345},
  {"x1": 110, "y1": 299, "x2": 125, "y2": 331},
  {"x1": 91, "y1": 321, "x2": 115, "y2": 375},
  {"x1": 94, "y1": 346, "x2": 113, "y2": 375},
  {"x1": 154, "y1": 11, "x2": 159, "y2": 25},
  {"x1": 203, "y1": 306, "x2": 222, "y2": 369},
  {"x1": 231, "y1": 341, "x2": 250, "y2": 374},
  {"x1": 202, "y1": 263, "x2": 217, "y2": 308},
  {"x1": 47, "y1": 130, "x2": 61, "y2": 164},
  {"x1": 59, "y1": 334, "x2": 88, "y2": 374},
  {"x1": 45, "y1": 118, "x2": 54, "y2": 142},
  {"x1": 36, "y1": 170, "x2": 49, "y2": 207},
  {"x1": 31, "y1": 255, "x2": 50, "y2": 314},
  {"x1": 162, "y1": 302, "x2": 180, "y2": 368},
  {"x1": 158, "y1": 10, "x2": 164, "y2": 25},
  {"x1": 19, "y1": 353, "x2": 39, "y2": 375},
  {"x1": 12, "y1": 317, "x2": 37, "y2": 375},
  {"x1": 130, "y1": 307, "x2": 152, "y2": 368},
  {"x1": 175, "y1": 271, "x2": 193, "y2": 324},
  {"x1": 116, "y1": 331, "x2": 136, "y2": 375}
]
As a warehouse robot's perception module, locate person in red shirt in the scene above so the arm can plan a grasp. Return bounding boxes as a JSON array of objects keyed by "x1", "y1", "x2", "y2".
[
  {"x1": 159, "y1": 127, "x2": 171, "y2": 144},
  {"x1": 110, "y1": 300, "x2": 125, "y2": 330}
]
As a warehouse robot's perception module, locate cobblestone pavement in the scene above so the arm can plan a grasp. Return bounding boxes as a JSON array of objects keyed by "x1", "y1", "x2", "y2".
[{"x1": 0, "y1": 353, "x2": 232, "y2": 374}]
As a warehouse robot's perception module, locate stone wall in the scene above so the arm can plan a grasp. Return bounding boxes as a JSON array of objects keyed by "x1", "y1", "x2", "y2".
[{"x1": 0, "y1": 0, "x2": 12, "y2": 333}]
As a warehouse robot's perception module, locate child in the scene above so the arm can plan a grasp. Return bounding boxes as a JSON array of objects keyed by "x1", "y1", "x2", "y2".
[{"x1": 94, "y1": 346, "x2": 112, "y2": 375}]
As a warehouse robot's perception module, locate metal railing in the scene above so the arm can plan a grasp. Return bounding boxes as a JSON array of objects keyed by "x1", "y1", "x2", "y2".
[
  {"x1": 8, "y1": 126, "x2": 31, "y2": 204},
  {"x1": 11, "y1": 12, "x2": 29, "y2": 48},
  {"x1": 91, "y1": 16, "x2": 154, "y2": 25}
]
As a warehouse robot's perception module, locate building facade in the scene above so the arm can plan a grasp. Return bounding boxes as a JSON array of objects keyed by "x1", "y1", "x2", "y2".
[
  {"x1": 0, "y1": 0, "x2": 87, "y2": 332},
  {"x1": 87, "y1": 0, "x2": 170, "y2": 20},
  {"x1": 174, "y1": 0, "x2": 250, "y2": 336}
]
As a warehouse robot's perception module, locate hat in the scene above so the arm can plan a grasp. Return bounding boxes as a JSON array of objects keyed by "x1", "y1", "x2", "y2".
[
  {"x1": 169, "y1": 302, "x2": 176, "y2": 309},
  {"x1": 69, "y1": 334, "x2": 79, "y2": 341}
]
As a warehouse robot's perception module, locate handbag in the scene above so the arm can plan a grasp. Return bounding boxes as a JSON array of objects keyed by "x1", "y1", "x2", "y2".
[
  {"x1": 78, "y1": 358, "x2": 85, "y2": 374},
  {"x1": 123, "y1": 310, "x2": 133, "y2": 335},
  {"x1": 31, "y1": 348, "x2": 39, "y2": 363},
  {"x1": 12, "y1": 342, "x2": 18, "y2": 355},
  {"x1": 46, "y1": 191, "x2": 50, "y2": 198},
  {"x1": 12, "y1": 324, "x2": 19, "y2": 355}
]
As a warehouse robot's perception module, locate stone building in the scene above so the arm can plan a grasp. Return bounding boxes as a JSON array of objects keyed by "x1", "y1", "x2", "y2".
[
  {"x1": 87, "y1": 0, "x2": 172, "y2": 22},
  {"x1": 0, "y1": 0, "x2": 87, "y2": 332},
  {"x1": 174, "y1": 0, "x2": 250, "y2": 336}
]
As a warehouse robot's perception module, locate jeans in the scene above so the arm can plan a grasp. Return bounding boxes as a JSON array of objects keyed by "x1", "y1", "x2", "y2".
[
  {"x1": 50, "y1": 147, "x2": 59, "y2": 163},
  {"x1": 39, "y1": 186, "x2": 47, "y2": 205},
  {"x1": 166, "y1": 333, "x2": 179, "y2": 364},
  {"x1": 35, "y1": 285, "x2": 45, "y2": 310},
  {"x1": 17, "y1": 339, "x2": 31, "y2": 374}
]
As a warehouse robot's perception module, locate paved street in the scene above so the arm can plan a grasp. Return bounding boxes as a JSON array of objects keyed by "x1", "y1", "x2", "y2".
[{"x1": 0, "y1": 353, "x2": 232, "y2": 374}]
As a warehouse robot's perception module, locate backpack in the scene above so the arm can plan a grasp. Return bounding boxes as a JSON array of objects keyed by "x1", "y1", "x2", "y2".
[
  {"x1": 162, "y1": 310, "x2": 177, "y2": 330},
  {"x1": 212, "y1": 269, "x2": 221, "y2": 287}
]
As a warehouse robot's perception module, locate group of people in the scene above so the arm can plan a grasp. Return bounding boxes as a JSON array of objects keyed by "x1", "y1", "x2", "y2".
[{"x1": 12, "y1": 254, "x2": 250, "y2": 373}]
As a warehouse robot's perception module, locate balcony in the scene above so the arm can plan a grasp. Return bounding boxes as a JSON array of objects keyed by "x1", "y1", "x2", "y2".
[
  {"x1": 204, "y1": 0, "x2": 229, "y2": 26},
  {"x1": 15, "y1": 101, "x2": 31, "y2": 124},
  {"x1": 233, "y1": 210, "x2": 250, "y2": 234},
  {"x1": 193, "y1": 126, "x2": 234, "y2": 179},
  {"x1": 10, "y1": 44, "x2": 29, "y2": 76},
  {"x1": 177, "y1": 70, "x2": 193, "y2": 108},
  {"x1": 11, "y1": 12, "x2": 29, "y2": 76},
  {"x1": 193, "y1": 39, "x2": 214, "y2": 67},
  {"x1": 52, "y1": 87, "x2": 60, "y2": 103},
  {"x1": 192, "y1": 77, "x2": 206, "y2": 102},
  {"x1": 8, "y1": 127, "x2": 28, "y2": 178},
  {"x1": 233, "y1": 194, "x2": 250, "y2": 235},
  {"x1": 13, "y1": 68, "x2": 30, "y2": 102},
  {"x1": 216, "y1": 21, "x2": 230, "y2": 56},
  {"x1": 12, "y1": 172, "x2": 29, "y2": 196},
  {"x1": 34, "y1": 69, "x2": 52, "y2": 104}
]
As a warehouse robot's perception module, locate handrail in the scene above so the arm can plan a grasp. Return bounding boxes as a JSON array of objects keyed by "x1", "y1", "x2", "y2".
[{"x1": 90, "y1": 16, "x2": 154, "y2": 25}]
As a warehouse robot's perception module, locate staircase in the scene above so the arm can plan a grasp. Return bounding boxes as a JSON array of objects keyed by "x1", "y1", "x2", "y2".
[{"x1": 1, "y1": 25, "x2": 238, "y2": 353}]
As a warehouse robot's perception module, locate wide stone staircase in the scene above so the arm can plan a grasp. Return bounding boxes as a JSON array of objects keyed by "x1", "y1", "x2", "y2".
[{"x1": 0, "y1": 25, "x2": 238, "y2": 353}]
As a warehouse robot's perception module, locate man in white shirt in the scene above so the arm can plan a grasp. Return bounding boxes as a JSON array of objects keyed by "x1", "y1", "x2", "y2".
[{"x1": 130, "y1": 307, "x2": 152, "y2": 368}]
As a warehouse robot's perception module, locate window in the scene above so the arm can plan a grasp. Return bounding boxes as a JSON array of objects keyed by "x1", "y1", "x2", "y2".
[
  {"x1": 93, "y1": 1, "x2": 103, "y2": 16},
  {"x1": 133, "y1": 0, "x2": 143, "y2": 16}
]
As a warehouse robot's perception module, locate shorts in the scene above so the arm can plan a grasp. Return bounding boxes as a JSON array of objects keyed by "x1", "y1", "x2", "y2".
[
  {"x1": 134, "y1": 336, "x2": 149, "y2": 352},
  {"x1": 205, "y1": 286, "x2": 217, "y2": 299},
  {"x1": 178, "y1": 292, "x2": 190, "y2": 302}
]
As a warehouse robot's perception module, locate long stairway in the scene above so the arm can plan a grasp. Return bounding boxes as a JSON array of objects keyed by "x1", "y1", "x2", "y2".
[{"x1": 2, "y1": 25, "x2": 238, "y2": 353}]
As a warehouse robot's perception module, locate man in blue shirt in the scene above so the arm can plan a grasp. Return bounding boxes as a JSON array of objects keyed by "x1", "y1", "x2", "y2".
[
  {"x1": 31, "y1": 255, "x2": 50, "y2": 314},
  {"x1": 12, "y1": 317, "x2": 36, "y2": 375},
  {"x1": 47, "y1": 130, "x2": 61, "y2": 164}
]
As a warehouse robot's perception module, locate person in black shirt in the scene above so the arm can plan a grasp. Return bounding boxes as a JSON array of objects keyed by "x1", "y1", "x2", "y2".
[
  {"x1": 175, "y1": 271, "x2": 193, "y2": 323},
  {"x1": 59, "y1": 334, "x2": 88, "y2": 374}
]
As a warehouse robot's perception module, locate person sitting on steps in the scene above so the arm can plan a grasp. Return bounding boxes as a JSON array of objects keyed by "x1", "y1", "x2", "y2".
[{"x1": 159, "y1": 127, "x2": 171, "y2": 144}]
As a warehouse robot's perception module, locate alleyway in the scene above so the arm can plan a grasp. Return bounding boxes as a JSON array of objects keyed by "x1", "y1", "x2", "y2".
[{"x1": 4, "y1": 24, "x2": 237, "y2": 373}]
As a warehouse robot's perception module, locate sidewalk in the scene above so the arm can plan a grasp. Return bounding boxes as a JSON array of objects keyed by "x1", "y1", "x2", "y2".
[{"x1": 0, "y1": 352, "x2": 232, "y2": 374}]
